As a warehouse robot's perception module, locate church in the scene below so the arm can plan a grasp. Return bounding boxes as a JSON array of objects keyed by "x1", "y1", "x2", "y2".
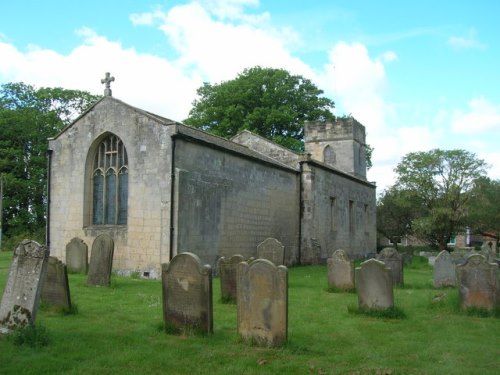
[{"x1": 47, "y1": 76, "x2": 376, "y2": 278}]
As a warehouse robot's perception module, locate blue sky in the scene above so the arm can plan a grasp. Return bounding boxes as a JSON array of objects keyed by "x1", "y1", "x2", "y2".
[{"x1": 1, "y1": 0, "x2": 499, "y2": 191}]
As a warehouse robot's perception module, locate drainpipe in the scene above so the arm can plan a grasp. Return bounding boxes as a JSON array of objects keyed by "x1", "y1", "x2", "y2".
[
  {"x1": 169, "y1": 136, "x2": 176, "y2": 261},
  {"x1": 46, "y1": 149, "x2": 53, "y2": 252}
]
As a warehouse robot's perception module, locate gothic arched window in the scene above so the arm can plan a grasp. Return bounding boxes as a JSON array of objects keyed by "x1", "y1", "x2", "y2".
[
  {"x1": 324, "y1": 145, "x2": 336, "y2": 165},
  {"x1": 92, "y1": 134, "x2": 128, "y2": 225}
]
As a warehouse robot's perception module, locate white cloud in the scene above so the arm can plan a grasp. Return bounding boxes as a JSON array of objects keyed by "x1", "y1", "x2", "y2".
[
  {"x1": 451, "y1": 97, "x2": 500, "y2": 134},
  {"x1": 448, "y1": 28, "x2": 487, "y2": 50}
]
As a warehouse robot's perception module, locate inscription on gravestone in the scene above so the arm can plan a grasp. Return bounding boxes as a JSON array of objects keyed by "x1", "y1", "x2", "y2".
[
  {"x1": 327, "y1": 249, "x2": 355, "y2": 291},
  {"x1": 237, "y1": 259, "x2": 288, "y2": 347},
  {"x1": 377, "y1": 247, "x2": 404, "y2": 286},
  {"x1": 355, "y1": 258, "x2": 394, "y2": 310},
  {"x1": 456, "y1": 254, "x2": 498, "y2": 310},
  {"x1": 87, "y1": 234, "x2": 114, "y2": 286},
  {"x1": 218, "y1": 254, "x2": 244, "y2": 303},
  {"x1": 257, "y1": 238, "x2": 285, "y2": 266},
  {"x1": 433, "y1": 250, "x2": 456, "y2": 288},
  {"x1": 41, "y1": 256, "x2": 71, "y2": 310},
  {"x1": 66, "y1": 237, "x2": 88, "y2": 274},
  {"x1": 162, "y1": 252, "x2": 213, "y2": 335},
  {"x1": 0, "y1": 240, "x2": 49, "y2": 331}
]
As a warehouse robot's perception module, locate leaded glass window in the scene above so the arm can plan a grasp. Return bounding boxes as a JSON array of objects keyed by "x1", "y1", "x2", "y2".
[{"x1": 92, "y1": 135, "x2": 128, "y2": 225}]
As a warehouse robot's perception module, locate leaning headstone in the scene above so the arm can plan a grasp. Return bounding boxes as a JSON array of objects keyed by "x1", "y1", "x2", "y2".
[
  {"x1": 87, "y1": 234, "x2": 114, "y2": 286},
  {"x1": 377, "y1": 247, "x2": 404, "y2": 286},
  {"x1": 327, "y1": 249, "x2": 355, "y2": 291},
  {"x1": 41, "y1": 256, "x2": 71, "y2": 310},
  {"x1": 257, "y1": 238, "x2": 284, "y2": 266},
  {"x1": 218, "y1": 254, "x2": 244, "y2": 303},
  {"x1": 0, "y1": 240, "x2": 49, "y2": 332},
  {"x1": 66, "y1": 237, "x2": 88, "y2": 274},
  {"x1": 237, "y1": 259, "x2": 288, "y2": 347},
  {"x1": 355, "y1": 258, "x2": 394, "y2": 310},
  {"x1": 456, "y1": 254, "x2": 498, "y2": 310},
  {"x1": 433, "y1": 250, "x2": 456, "y2": 288},
  {"x1": 162, "y1": 252, "x2": 213, "y2": 335}
]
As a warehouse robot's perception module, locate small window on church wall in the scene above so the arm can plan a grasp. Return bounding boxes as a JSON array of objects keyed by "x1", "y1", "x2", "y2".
[
  {"x1": 324, "y1": 146, "x2": 335, "y2": 165},
  {"x1": 330, "y1": 197, "x2": 336, "y2": 231},
  {"x1": 91, "y1": 135, "x2": 128, "y2": 225},
  {"x1": 349, "y1": 200, "x2": 355, "y2": 234}
]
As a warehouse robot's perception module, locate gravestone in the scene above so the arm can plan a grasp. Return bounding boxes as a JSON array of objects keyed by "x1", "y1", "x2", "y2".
[
  {"x1": 87, "y1": 234, "x2": 114, "y2": 286},
  {"x1": 456, "y1": 254, "x2": 498, "y2": 310},
  {"x1": 66, "y1": 237, "x2": 88, "y2": 274},
  {"x1": 237, "y1": 259, "x2": 288, "y2": 347},
  {"x1": 41, "y1": 256, "x2": 71, "y2": 310},
  {"x1": 162, "y1": 252, "x2": 213, "y2": 335},
  {"x1": 433, "y1": 250, "x2": 456, "y2": 288},
  {"x1": 480, "y1": 242, "x2": 496, "y2": 263},
  {"x1": 218, "y1": 254, "x2": 244, "y2": 303},
  {"x1": 327, "y1": 249, "x2": 355, "y2": 290},
  {"x1": 257, "y1": 237, "x2": 284, "y2": 266},
  {"x1": 377, "y1": 247, "x2": 404, "y2": 286},
  {"x1": 0, "y1": 240, "x2": 49, "y2": 332},
  {"x1": 355, "y1": 258, "x2": 394, "y2": 310}
]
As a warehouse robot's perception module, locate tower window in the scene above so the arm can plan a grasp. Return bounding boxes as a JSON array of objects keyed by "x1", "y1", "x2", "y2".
[{"x1": 324, "y1": 145, "x2": 336, "y2": 165}]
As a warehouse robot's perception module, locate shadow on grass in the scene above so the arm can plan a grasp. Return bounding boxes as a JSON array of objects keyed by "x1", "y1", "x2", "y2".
[{"x1": 347, "y1": 304, "x2": 407, "y2": 319}]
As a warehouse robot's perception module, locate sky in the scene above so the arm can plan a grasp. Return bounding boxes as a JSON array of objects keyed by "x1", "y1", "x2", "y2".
[{"x1": 1, "y1": 0, "x2": 499, "y2": 193}]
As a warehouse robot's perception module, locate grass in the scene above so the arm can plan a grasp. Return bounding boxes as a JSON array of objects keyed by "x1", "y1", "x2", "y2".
[{"x1": 0, "y1": 251, "x2": 499, "y2": 374}]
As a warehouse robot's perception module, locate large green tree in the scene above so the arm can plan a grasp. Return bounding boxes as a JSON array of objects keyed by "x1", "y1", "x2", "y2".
[
  {"x1": 184, "y1": 66, "x2": 335, "y2": 151},
  {"x1": 0, "y1": 82, "x2": 98, "y2": 239},
  {"x1": 394, "y1": 149, "x2": 487, "y2": 250},
  {"x1": 467, "y1": 177, "x2": 500, "y2": 242}
]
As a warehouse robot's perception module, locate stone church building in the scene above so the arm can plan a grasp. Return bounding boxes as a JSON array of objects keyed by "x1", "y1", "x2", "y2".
[{"x1": 47, "y1": 83, "x2": 376, "y2": 278}]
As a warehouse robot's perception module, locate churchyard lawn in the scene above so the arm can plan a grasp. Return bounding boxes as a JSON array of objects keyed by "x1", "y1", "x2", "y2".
[{"x1": 0, "y1": 251, "x2": 498, "y2": 374}]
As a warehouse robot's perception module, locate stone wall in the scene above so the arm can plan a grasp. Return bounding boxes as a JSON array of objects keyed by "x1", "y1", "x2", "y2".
[{"x1": 174, "y1": 137, "x2": 301, "y2": 268}]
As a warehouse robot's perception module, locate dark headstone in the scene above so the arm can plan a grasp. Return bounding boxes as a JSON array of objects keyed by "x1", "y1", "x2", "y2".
[
  {"x1": 218, "y1": 254, "x2": 244, "y2": 303},
  {"x1": 41, "y1": 256, "x2": 71, "y2": 310},
  {"x1": 377, "y1": 247, "x2": 404, "y2": 286},
  {"x1": 87, "y1": 234, "x2": 114, "y2": 286},
  {"x1": 66, "y1": 237, "x2": 88, "y2": 274},
  {"x1": 355, "y1": 258, "x2": 394, "y2": 310},
  {"x1": 162, "y1": 252, "x2": 213, "y2": 335},
  {"x1": 0, "y1": 240, "x2": 49, "y2": 331},
  {"x1": 237, "y1": 259, "x2": 288, "y2": 347}
]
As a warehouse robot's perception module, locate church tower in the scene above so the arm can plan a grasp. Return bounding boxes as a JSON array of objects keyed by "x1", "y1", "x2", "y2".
[{"x1": 304, "y1": 117, "x2": 367, "y2": 180}]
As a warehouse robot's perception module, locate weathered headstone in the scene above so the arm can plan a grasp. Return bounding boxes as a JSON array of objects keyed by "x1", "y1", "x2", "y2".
[
  {"x1": 237, "y1": 259, "x2": 288, "y2": 347},
  {"x1": 41, "y1": 256, "x2": 71, "y2": 310},
  {"x1": 433, "y1": 250, "x2": 456, "y2": 288},
  {"x1": 218, "y1": 254, "x2": 244, "y2": 303},
  {"x1": 257, "y1": 237, "x2": 284, "y2": 266},
  {"x1": 66, "y1": 237, "x2": 88, "y2": 274},
  {"x1": 162, "y1": 252, "x2": 213, "y2": 335},
  {"x1": 377, "y1": 247, "x2": 404, "y2": 286},
  {"x1": 327, "y1": 249, "x2": 355, "y2": 291},
  {"x1": 0, "y1": 240, "x2": 49, "y2": 332},
  {"x1": 355, "y1": 258, "x2": 394, "y2": 310},
  {"x1": 480, "y1": 242, "x2": 496, "y2": 263},
  {"x1": 87, "y1": 234, "x2": 114, "y2": 286},
  {"x1": 456, "y1": 254, "x2": 498, "y2": 310}
]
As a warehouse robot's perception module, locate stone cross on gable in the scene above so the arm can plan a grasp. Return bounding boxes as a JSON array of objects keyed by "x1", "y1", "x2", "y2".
[{"x1": 101, "y1": 72, "x2": 115, "y2": 96}]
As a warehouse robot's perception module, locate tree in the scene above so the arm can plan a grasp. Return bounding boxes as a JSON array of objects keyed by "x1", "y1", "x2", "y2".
[
  {"x1": 376, "y1": 186, "x2": 422, "y2": 248},
  {"x1": 394, "y1": 149, "x2": 487, "y2": 250},
  {"x1": 184, "y1": 66, "x2": 336, "y2": 151},
  {"x1": 0, "y1": 82, "x2": 99, "y2": 240},
  {"x1": 467, "y1": 177, "x2": 500, "y2": 242}
]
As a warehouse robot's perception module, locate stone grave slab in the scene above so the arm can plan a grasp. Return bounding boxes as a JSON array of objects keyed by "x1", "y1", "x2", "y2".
[
  {"x1": 237, "y1": 258, "x2": 288, "y2": 347},
  {"x1": 355, "y1": 258, "x2": 394, "y2": 310},
  {"x1": 0, "y1": 240, "x2": 49, "y2": 331},
  {"x1": 87, "y1": 234, "x2": 114, "y2": 286},
  {"x1": 377, "y1": 247, "x2": 404, "y2": 286},
  {"x1": 456, "y1": 254, "x2": 498, "y2": 310},
  {"x1": 218, "y1": 254, "x2": 244, "y2": 303},
  {"x1": 66, "y1": 237, "x2": 88, "y2": 274},
  {"x1": 257, "y1": 237, "x2": 284, "y2": 266},
  {"x1": 162, "y1": 252, "x2": 213, "y2": 335},
  {"x1": 41, "y1": 256, "x2": 71, "y2": 310},
  {"x1": 433, "y1": 250, "x2": 456, "y2": 288},
  {"x1": 327, "y1": 249, "x2": 355, "y2": 290}
]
